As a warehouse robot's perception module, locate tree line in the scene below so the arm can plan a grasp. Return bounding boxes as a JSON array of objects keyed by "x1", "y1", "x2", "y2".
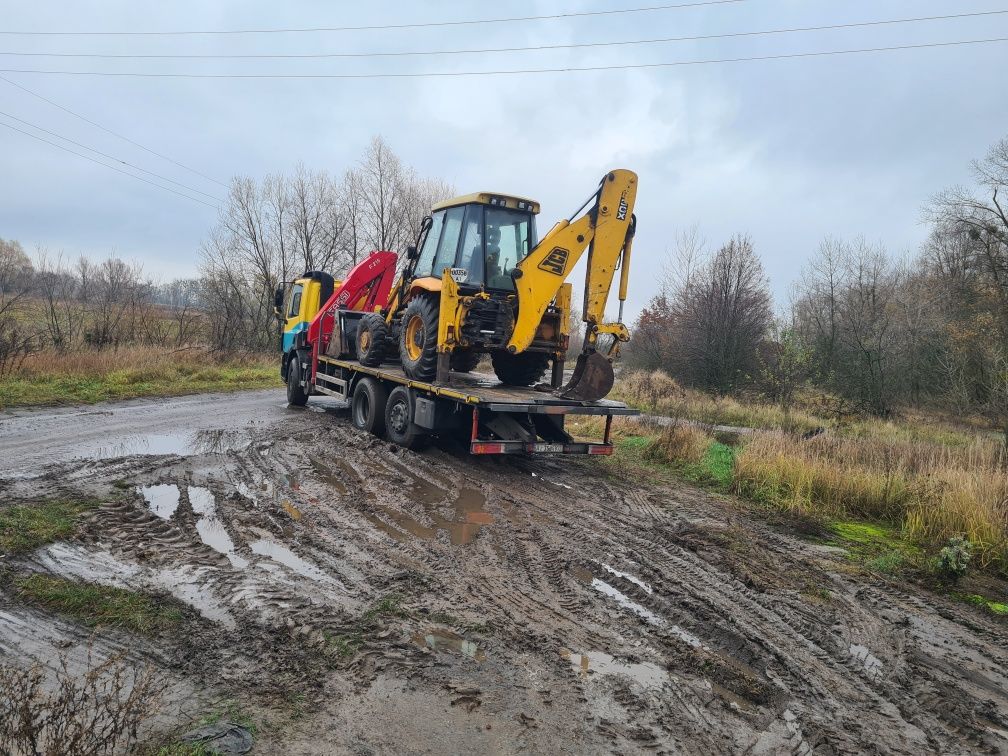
[
  {"x1": 0, "y1": 136, "x2": 453, "y2": 372},
  {"x1": 629, "y1": 135, "x2": 1008, "y2": 435}
]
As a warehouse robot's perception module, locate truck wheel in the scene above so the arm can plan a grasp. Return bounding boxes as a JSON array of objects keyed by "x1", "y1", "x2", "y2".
[
  {"x1": 357, "y1": 313, "x2": 388, "y2": 367},
  {"x1": 384, "y1": 386, "x2": 429, "y2": 450},
  {"x1": 286, "y1": 352, "x2": 309, "y2": 406},
  {"x1": 450, "y1": 349, "x2": 481, "y2": 373},
  {"x1": 399, "y1": 295, "x2": 439, "y2": 381},
  {"x1": 491, "y1": 351, "x2": 551, "y2": 386},
  {"x1": 351, "y1": 377, "x2": 388, "y2": 436}
]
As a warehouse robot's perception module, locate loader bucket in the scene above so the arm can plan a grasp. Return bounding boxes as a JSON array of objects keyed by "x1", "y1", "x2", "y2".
[{"x1": 558, "y1": 351, "x2": 615, "y2": 402}]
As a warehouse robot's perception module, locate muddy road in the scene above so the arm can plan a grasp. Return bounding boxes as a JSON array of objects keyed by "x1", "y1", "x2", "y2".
[{"x1": 1, "y1": 389, "x2": 1006, "y2": 754}]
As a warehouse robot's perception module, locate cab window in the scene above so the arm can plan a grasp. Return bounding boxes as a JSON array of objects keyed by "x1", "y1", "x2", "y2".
[
  {"x1": 431, "y1": 206, "x2": 465, "y2": 278},
  {"x1": 287, "y1": 283, "x2": 303, "y2": 318},
  {"x1": 457, "y1": 204, "x2": 484, "y2": 285},
  {"x1": 414, "y1": 211, "x2": 444, "y2": 278},
  {"x1": 485, "y1": 207, "x2": 536, "y2": 290}
]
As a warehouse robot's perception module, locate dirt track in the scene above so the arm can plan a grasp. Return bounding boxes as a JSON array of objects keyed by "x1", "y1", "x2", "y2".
[{"x1": 1, "y1": 390, "x2": 1007, "y2": 754}]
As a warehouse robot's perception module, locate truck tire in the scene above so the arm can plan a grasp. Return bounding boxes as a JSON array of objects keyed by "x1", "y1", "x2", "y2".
[
  {"x1": 384, "y1": 386, "x2": 429, "y2": 450},
  {"x1": 491, "y1": 351, "x2": 551, "y2": 386},
  {"x1": 357, "y1": 313, "x2": 388, "y2": 367},
  {"x1": 450, "y1": 349, "x2": 481, "y2": 373},
  {"x1": 399, "y1": 295, "x2": 439, "y2": 381},
  {"x1": 286, "y1": 352, "x2": 309, "y2": 406},
  {"x1": 351, "y1": 377, "x2": 388, "y2": 436}
]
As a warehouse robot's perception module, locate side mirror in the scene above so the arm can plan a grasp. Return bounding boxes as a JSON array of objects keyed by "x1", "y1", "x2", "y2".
[
  {"x1": 406, "y1": 245, "x2": 419, "y2": 261},
  {"x1": 273, "y1": 285, "x2": 285, "y2": 317}
]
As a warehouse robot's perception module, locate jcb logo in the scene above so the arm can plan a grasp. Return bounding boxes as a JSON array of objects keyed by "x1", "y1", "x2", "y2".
[
  {"x1": 617, "y1": 191, "x2": 629, "y2": 221},
  {"x1": 538, "y1": 247, "x2": 569, "y2": 275}
]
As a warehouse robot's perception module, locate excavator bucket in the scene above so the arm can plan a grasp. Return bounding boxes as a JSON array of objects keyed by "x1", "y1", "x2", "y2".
[{"x1": 558, "y1": 351, "x2": 615, "y2": 402}]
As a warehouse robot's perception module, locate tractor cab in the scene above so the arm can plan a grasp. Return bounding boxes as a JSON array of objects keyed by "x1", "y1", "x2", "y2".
[{"x1": 411, "y1": 192, "x2": 540, "y2": 292}]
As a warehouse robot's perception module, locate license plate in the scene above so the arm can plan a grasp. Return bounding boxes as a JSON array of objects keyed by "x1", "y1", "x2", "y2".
[{"x1": 533, "y1": 443, "x2": 564, "y2": 453}]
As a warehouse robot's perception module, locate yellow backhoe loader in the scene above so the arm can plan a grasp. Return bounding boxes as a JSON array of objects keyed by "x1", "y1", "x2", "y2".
[{"x1": 354, "y1": 169, "x2": 638, "y2": 402}]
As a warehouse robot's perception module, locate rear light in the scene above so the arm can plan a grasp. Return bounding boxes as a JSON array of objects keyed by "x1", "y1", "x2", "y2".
[
  {"x1": 588, "y1": 445, "x2": 614, "y2": 455},
  {"x1": 472, "y1": 441, "x2": 507, "y2": 455}
]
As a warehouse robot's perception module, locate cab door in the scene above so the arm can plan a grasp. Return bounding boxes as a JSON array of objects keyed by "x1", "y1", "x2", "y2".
[{"x1": 282, "y1": 281, "x2": 306, "y2": 353}]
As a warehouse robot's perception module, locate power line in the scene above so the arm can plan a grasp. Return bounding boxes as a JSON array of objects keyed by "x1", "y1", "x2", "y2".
[
  {"x1": 1, "y1": 9, "x2": 1003, "y2": 60},
  {"x1": 0, "y1": 120, "x2": 219, "y2": 209},
  {"x1": 0, "y1": 75, "x2": 228, "y2": 187},
  {"x1": 0, "y1": 110, "x2": 223, "y2": 201},
  {"x1": 0, "y1": 0, "x2": 746, "y2": 36},
  {"x1": 0, "y1": 37, "x2": 1004, "y2": 79}
]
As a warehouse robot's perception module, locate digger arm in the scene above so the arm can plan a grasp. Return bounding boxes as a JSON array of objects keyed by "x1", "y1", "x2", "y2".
[{"x1": 507, "y1": 169, "x2": 638, "y2": 354}]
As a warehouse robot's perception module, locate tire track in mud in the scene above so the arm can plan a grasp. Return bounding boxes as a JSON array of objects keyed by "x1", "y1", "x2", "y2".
[{"x1": 3, "y1": 396, "x2": 1007, "y2": 754}]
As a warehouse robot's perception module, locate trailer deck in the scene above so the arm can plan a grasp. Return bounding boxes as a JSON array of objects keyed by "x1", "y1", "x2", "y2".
[{"x1": 311, "y1": 355, "x2": 638, "y2": 455}]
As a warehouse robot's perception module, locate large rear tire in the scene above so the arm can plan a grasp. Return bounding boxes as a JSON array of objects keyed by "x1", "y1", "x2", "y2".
[
  {"x1": 384, "y1": 386, "x2": 429, "y2": 450},
  {"x1": 399, "y1": 295, "x2": 440, "y2": 381},
  {"x1": 286, "y1": 351, "x2": 309, "y2": 406},
  {"x1": 491, "y1": 351, "x2": 551, "y2": 387},
  {"x1": 351, "y1": 377, "x2": 388, "y2": 436},
  {"x1": 450, "y1": 349, "x2": 481, "y2": 373},
  {"x1": 357, "y1": 313, "x2": 388, "y2": 367}
]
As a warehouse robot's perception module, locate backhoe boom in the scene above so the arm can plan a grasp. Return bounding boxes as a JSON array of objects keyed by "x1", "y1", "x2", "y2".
[{"x1": 508, "y1": 169, "x2": 638, "y2": 355}]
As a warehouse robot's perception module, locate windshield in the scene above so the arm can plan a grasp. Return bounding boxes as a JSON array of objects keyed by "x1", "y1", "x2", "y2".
[{"x1": 484, "y1": 206, "x2": 536, "y2": 290}]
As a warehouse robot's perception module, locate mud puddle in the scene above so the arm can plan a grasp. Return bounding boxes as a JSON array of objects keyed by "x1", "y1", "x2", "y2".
[
  {"x1": 561, "y1": 648, "x2": 668, "y2": 690},
  {"x1": 76, "y1": 429, "x2": 250, "y2": 461},
  {"x1": 578, "y1": 564, "x2": 710, "y2": 649},
  {"x1": 369, "y1": 482, "x2": 493, "y2": 546},
  {"x1": 189, "y1": 486, "x2": 249, "y2": 569},
  {"x1": 249, "y1": 539, "x2": 333, "y2": 585},
  {"x1": 30, "y1": 542, "x2": 237, "y2": 628},
  {"x1": 138, "y1": 484, "x2": 180, "y2": 519},
  {"x1": 412, "y1": 627, "x2": 486, "y2": 661}
]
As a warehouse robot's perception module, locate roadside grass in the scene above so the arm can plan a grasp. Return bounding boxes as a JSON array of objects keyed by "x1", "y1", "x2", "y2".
[
  {"x1": 613, "y1": 369, "x2": 992, "y2": 448},
  {"x1": 0, "y1": 346, "x2": 281, "y2": 409},
  {"x1": 0, "y1": 499, "x2": 98, "y2": 555},
  {"x1": 612, "y1": 370, "x2": 825, "y2": 434},
  {"x1": 734, "y1": 432, "x2": 1008, "y2": 573},
  {"x1": 957, "y1": 593, "x2": 1008, "y2": 616},
  {"x1": 583, "y1": 409, "x2": 1008, "y2": 581},
  {"x1": 14, "y1": 574, "x2": 183, "y2": 634}
]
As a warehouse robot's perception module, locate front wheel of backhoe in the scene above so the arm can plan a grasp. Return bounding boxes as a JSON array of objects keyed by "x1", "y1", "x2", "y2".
[
  {"x1": 490, "y1": 351, "x2": 551, "y2": 387},
  {"x1": 357, "y1": 313, "x2": 388, "y2": 367},
  {"x1": 399, "y1": 295, "x2": 440, "y2": 381}
]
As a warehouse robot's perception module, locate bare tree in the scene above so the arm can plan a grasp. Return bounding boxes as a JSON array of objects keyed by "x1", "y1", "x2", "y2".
[
  {"x1": 663, "y1": 233, "x2": 773, "y2": 394},
  {"x1": 0, "y1": 237, "x2": 37, "y2": 373}
]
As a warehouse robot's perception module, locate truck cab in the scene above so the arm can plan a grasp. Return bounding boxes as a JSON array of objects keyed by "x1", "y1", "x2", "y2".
[{"x1": 275, "y1": 271, "x2": 334, "y2": 379}]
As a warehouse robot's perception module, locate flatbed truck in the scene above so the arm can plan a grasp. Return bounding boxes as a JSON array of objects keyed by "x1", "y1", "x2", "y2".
[{"x1": 302, "y1": 352, "x2": 639, "y2": 455}]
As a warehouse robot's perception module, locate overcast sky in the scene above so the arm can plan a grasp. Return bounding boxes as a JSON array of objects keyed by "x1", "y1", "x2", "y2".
[{"x1": 1, "y1": 0, "x2": 1005, "y2": 320}]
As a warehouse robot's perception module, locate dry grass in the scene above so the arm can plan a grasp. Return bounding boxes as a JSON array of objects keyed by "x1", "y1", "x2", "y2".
[
  {"x1": 0, "y1": 647, "x2": 166, "y2": 755},
  {"x1": 643, "y1": 424, "x2": 712, "y2": 466},
  {"x1": 614, "y1": 370, "x2": 990, "y2": 448},
  {"x1": 0, "y1": 346, "x2": 280, "y2": 408},
  {"x1": 734, "y1": 432, "x2": 1008, "y2": 571},
  {"x1": 613, "y1": 370, "x2": 825, "y2": 434}
]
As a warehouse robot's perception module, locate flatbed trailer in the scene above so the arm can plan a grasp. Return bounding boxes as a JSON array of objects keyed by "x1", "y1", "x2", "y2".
[{"x1": 305, "y1": 353, "x2": 639, "y2": 456}]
